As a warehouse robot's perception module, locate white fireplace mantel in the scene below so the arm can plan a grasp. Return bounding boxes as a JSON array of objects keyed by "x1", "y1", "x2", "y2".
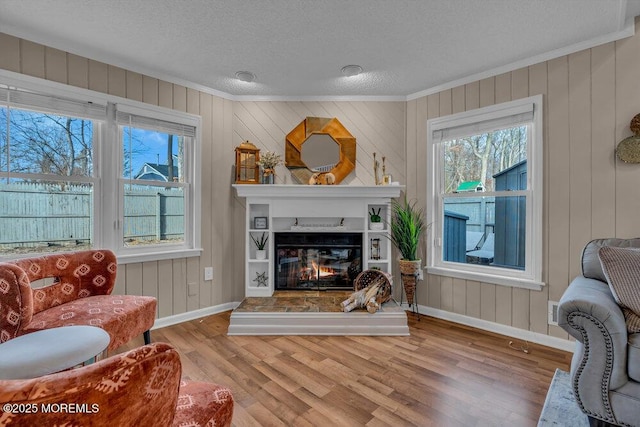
[
  {"x1": 233, "y1": 184, "x2": 404, "y2": 199},
  {"x1": 233, "y1": 184, "x2": 405, "y2": 298}
]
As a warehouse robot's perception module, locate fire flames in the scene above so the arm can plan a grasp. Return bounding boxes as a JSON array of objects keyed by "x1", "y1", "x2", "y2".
[
  {"x1": 312, "y1": 260, "x2": 335, "y2": 278},
  {"x1": 299, "y1": 261, "x2": 336, "y2": 280}
]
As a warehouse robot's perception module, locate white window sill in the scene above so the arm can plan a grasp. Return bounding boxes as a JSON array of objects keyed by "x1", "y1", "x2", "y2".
[
  {"x1": 426, "y1": 266, "x2": 545, "y2": 291},
  {"x1": 117, "y1": 248, "x2": 203, "y2": 264}
]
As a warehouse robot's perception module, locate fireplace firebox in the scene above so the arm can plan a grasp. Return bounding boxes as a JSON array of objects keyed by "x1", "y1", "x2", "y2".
[{"x1": 275, "y1": 233, "x2": 362, "y2": 290}]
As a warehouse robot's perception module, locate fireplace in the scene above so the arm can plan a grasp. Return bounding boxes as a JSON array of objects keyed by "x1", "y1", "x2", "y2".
[
  {"x1": 234, "y1": 184, "x2": 403, "y2": 297},
  {"x1": 275, "y1": 232, "x2": 362, "y2": 290}
]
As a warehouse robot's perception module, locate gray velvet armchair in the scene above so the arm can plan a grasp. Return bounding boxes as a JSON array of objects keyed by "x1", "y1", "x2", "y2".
[{"x1": 558, "y1": 238, "x2": 640, "y2": 427}]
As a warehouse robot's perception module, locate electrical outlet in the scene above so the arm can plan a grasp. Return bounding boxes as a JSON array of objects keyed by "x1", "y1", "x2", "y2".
[{"x1": 204, "y1": 267, "x2": 213, "y2": 281}]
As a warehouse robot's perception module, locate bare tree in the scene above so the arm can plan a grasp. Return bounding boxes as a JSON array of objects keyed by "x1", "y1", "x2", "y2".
[
  {"x1": 0, "y1": 108, "x2": 7, "y2": 173},
  {"x1": 7, "y1": 109, "x2": 93, "y2": 177},
  {"x1": 465, "y1": 133, "x2": 493, "y2": 189},
  {"x1": 443, "y1": 125, "x2": 527, "y2": 193}
]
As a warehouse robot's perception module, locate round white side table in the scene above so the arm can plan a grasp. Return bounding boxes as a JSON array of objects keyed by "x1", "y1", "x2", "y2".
[{"x1": 0, "y1": 325, "x2": 110, "y2": 380}]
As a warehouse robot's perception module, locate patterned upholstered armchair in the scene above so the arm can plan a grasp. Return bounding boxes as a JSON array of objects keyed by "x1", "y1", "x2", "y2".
[
  {"x1": 0, "y1": 249, "x2": 156, "y2": 351},
  {"x1": 0, "y1": 342, "x2": 234, "y2": 426}
]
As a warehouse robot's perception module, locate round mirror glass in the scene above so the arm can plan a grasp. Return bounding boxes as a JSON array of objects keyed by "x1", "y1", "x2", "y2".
[{"x1": 301, "y1": 134, "x2": 340, "y2": 172}]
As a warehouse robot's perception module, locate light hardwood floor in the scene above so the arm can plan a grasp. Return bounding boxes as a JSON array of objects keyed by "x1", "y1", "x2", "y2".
[{"x1": 120, "y1": 311, "x2": 572, "y2": 426}]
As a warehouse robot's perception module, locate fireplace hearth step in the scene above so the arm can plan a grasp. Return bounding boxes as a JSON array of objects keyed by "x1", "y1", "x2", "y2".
[{"x1": 227, "y1": 299, "x2": 409, "y2": 336}]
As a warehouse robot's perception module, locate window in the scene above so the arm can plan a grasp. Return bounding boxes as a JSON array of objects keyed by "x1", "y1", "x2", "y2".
[
  {"x1": 427, "y1": 96, "x2": 543, "y2": 290},
  {"x1": 114, "y1": 106, "x2": 197, "y2": 254},
  {"x1": 0, "y1": 88, "x2": 103, "y2": 255},
  {"x1": 0, "y1": 78, "x2": 201, "y2": 262}
]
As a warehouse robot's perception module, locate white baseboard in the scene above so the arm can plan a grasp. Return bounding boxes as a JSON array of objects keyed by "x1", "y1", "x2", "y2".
[
  {"x1": 152, "y1": 302, "x2": 239, "y2": 330},
  {"x1": 153, "y1": 301, "x2": 574, "y2": 353},
  {"x1": 405, "y1": 303, "x2": 575, "y2": 353}
]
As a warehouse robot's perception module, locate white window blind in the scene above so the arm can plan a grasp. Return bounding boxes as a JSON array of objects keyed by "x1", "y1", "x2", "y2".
[
  {"x1": 0, "y1": 87, "x2": 107, "y2": 120},
  {"x1": 431, "y1": 102, "x2": 534, "y2": 143},
  {"x1": 116, "y1": 110, "x2": 196, "y2": 137}
]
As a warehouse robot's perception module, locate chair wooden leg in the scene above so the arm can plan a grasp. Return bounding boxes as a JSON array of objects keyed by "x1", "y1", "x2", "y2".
[{"x1": 143, "y1": 330, "x2": 151, "y2": 345}]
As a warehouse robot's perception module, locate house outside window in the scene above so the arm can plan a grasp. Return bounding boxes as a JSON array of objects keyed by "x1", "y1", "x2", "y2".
[
  {"x1": 426, "y1": 95, "x2": 544, "y2": 290},
  {"x1": 0, "y1": 79, "x2": 201, "y2": 262}
]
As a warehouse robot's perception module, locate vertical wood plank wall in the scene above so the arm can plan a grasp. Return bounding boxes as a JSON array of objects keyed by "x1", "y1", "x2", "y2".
[
  {"x1": 0, "y1": 33, "x2": 242, "y2": 316},
  {"x1": 232, "y1": 101, "x2": 406, "y2": 186},
  {"x1": 407, "y1": 21, "x2": 640, "y2": 338},
  {"x1": 3, "y1": 21, "x2": 640, "y2": 342}
]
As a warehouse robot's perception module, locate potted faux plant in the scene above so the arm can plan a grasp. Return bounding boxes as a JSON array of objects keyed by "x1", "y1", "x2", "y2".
[
  {"x1": 257, "y1": 151, "x2": 283, "y2": 184},
  {"x1": 251, "y1": 232, "x2": 268, "y2": 259},
  {"x1": 369, "y1": 207, "x2": 384, "y2": 230},
  {"x1": 388, "y1": 197, "x2": 427, "y2": 305}
]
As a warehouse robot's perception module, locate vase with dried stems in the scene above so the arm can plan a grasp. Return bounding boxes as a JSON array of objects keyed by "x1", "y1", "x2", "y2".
[
  {"x1": 388, "y1": 197, "x2": 427, "y2": 306},
  {"x1": 257, "y1": 151, "x2": 283, "y2": 184}
]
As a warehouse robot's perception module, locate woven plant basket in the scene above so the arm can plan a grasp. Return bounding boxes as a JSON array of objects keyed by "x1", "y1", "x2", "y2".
[
  {"x1": 354, "y1": 269, "x2": 392, "y2": 304},
  {"x1": 398, "y1": 259, "x2": 421, "y2": 305}
]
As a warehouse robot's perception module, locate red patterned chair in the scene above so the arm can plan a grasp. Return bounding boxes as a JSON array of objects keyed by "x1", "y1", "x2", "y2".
[
  {"x1": 0, "y1": 249, "x2": 156, "y2": 351},
  {"x1": 0, "y1": 342, "x2": 234, "y2": 426}
]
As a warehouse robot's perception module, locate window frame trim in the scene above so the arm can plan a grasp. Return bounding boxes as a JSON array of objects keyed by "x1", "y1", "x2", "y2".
[
  {"x1": 0, "y1": 69, "x2": 203, "y2": 262},
  {"x1": 426, "y1": 95, "x2": 544, "y2": 290},
  {"x1": 111, "y1": 102, "x2": 201, "y2": 257}
]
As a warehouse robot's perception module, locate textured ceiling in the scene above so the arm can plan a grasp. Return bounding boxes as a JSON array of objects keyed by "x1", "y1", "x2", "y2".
[{"x1": 1, "y1": 0, "x2": 640, "y2": 99}]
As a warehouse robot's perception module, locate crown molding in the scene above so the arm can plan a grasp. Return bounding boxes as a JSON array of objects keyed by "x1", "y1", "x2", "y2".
[{"x1": 406, "y1": 19, "x2": 636, "y2": 101}]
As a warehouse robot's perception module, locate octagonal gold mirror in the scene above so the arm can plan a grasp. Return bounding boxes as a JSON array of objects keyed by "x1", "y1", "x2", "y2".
[{"x1": 285, "y1": 117, "x2": 356, "y2": 184}]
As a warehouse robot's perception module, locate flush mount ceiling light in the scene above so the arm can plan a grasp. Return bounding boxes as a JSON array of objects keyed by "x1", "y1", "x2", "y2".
[
  {"x1": 341, "y1": 65, "x2": 363, "y2": 77},
  {"x1": 235, "y1": 71, "x2": 256, "y2": 82}
]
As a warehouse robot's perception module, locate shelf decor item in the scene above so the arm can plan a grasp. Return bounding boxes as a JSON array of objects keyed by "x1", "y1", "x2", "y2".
[
  {"x1": 234, "y1": 141, "x2": 261, "y2": 184},
  {"x1": 370, "y1": 238, "x2": 381, "y2": 260},
  {"x1": 369, "y1": 207, "x2": 384, "y2": 230},
  {"x1": 257, "y1": 150, "x2": 283, "y2": 184},
  {"x1": 389, "y1": 197, "x2": 427, "y2": 306},
  {"x1": 253, "y1": 216, "x2": 268, "y2": 229},
  {"x1": 253, "y1": 271, "x2": 268, "y2": 287},
  {"x1": 251, "y1": 232, "x2": 268, "y2": 259}
]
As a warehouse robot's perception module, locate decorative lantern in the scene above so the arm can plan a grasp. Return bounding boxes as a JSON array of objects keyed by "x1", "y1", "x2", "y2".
[{"x1": 234, "y1": 141, "x2": 260, "y2": 184}]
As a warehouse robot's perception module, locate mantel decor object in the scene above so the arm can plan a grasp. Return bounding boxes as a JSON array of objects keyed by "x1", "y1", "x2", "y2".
[
  {"x1": 373, "y1": 152, "x2": 380, "y2": 185},
  {"x1": 285, "y1": 117, "x2": 356, "y2": 185},
  {"x1": 234, "y1": 141, "x2": 260, "y2": 184},
  {"x1": 257, "y1": 150, "x2": 283, "y2": 184},
  {"x1": 382, "y1": 155, "x2": 392, "y2": 185},
  {"x1": 616, "y1": 113, "x2": 640, "y2": 164}
]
